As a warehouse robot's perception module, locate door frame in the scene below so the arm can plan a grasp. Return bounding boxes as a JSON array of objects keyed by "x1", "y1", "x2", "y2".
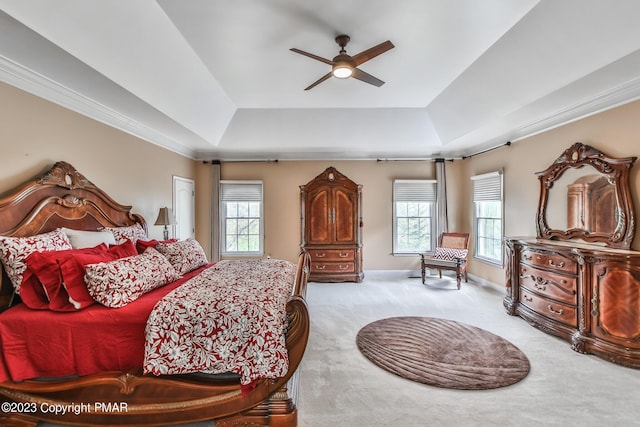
[{"x1": 172, "y1": 176, "x2": 195, "y2": 240}]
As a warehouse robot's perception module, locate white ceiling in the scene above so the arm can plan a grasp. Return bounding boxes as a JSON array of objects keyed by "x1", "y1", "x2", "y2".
[{"x1": 1, "y1": 0, "x2": 640, "y2": 161}]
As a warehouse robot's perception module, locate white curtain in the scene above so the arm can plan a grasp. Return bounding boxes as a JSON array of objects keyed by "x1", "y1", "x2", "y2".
[
  {"x1": 435, "y1": 159, "x2": 448, "y2": 237},
  {"x1": 210, "y1": 161, "x2": 221, "y2": 262}
]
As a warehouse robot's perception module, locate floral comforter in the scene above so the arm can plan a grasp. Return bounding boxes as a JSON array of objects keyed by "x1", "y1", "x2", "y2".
[{"x1": 143, "y1": 259, "x2": 296, "y2": 385}]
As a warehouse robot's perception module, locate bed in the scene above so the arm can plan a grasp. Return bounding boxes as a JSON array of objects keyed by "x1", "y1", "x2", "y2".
[{"x1": 0, "y1": 161, "x2": 311, "y2": 427}]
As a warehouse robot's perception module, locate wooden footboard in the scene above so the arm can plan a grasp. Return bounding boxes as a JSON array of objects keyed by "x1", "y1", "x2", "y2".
[{"x1": 0, "y1": 252, "x2": 310, "y2": 427}]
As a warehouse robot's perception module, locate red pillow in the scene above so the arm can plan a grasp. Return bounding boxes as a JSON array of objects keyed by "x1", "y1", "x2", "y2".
[
  {"x1": 19, "y1": 263, "x2": 56, "y2": 310},
  {"x1": 135, "y1": 238, "x2": 177, "y2": 254},
  {"x1": 108, "y1": 239, "x2": 138, "y2": 258},
  {"x1": 22, "y1": 240, "x2": 137, "y2": 311},
  {"x1": 57, "y1": 240, "x2": 137, "y2": 310},
  {"x1": 23, "y1": 244, "x2": 109, "y2": 310}
]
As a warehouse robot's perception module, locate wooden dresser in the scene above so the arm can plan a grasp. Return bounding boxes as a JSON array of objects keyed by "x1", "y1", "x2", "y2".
[
  {"x1": 300, "y1": 167, "x2": 363, "y2": 282},
  {"x1": 504, "y1": 142, "x2": 640, "y2": 368},
  {"x1": 504, "y1": 238, "x2": 640, "y2": 367}
]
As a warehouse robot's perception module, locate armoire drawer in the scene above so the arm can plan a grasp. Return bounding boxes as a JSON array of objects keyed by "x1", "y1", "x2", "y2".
[
  {"x1": 519, "y1": 263, "x2": 577, "y2": 305},
  {"x1": 308, "y1": 249, "x2": 355, "y2": 262},
  {"x1": 519, "y1": 289, "x2": 577, "y2": 327},
  {"x1": 521, "y1": 248, "x2": 577, "y2": 274},
  {"x1": 311, "y1": 262, "x2": 355, "y2": 273}
]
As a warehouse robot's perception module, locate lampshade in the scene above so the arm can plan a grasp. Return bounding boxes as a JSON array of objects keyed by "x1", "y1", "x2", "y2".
[{"x1": 154, "y1": 207, "x2": 177, "y2": 226}]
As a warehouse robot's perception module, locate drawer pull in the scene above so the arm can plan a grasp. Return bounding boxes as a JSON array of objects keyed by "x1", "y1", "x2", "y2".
[
  {"x1": 549, "y1": 260, "x2": 565, "y2": 268},
  {"x1": 524, "y1": 295, "x2": 533, "y2": 302},
  {"x1": 534, "y1": 276, "x2": 549, "y2": 291},
  {"x1": 315, "y1": 253, "x2": 326, "y2": 258},
  {"x1": 339, "y1": 264, "x2": 349, "y2": 270},
  {"x1": 547, "y1": 305, "x2": 564, "y2": 315},
  {"x1": 315, "y1": 265, "x2": 326, "y2": 270},
  {"x1": 339, "y1": 252, "x2": 350, "y2": 258}
]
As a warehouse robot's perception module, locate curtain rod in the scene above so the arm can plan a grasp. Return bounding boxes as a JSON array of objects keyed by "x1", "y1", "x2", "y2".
[
  {"x1": 202, "y1": 160, "x2": 278, "y2": 164},
  {"x1": 376, "y1": 158, "x2": 459, "y2": 162},
  {"x1": 462, "y1": 141, "x2": 511, "y2": 160}
]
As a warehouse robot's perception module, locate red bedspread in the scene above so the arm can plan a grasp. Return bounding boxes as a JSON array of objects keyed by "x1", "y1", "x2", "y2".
[
  {"x1": 144, "y1": 259, "x2": 296, "y2": 385},
  {"x1": 0, "y1": 265, "x2": 210, "y2": 383}
]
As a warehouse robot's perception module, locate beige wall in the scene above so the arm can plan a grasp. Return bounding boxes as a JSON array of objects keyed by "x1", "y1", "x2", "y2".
[
  {"x1": 196, "y1": 160, "x2": 446, "y2": 269},
  {"x1": 0, "y1": 82, "x2": 197, "y2": 241},
  {"x1": 461, "y1": 100, "x2": 640, "y2": 285},
  {"x1": 196, "y1": 100, "x2": 640, "y2": 281},
  {"x1": 3, "y1": 81, "x2": 640, "y2": 286}
]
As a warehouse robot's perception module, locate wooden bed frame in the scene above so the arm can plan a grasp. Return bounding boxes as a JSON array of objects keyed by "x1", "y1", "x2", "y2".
[{"x1": 0, "y1": 161, "x2": 311, "y2": 427}]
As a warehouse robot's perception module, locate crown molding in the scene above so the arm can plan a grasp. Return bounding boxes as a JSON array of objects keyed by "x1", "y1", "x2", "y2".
[
  {"x1": 515, "y1": 75, "x2": 640, "y2": 140},
  {"x1": 0, "y1": 54, "x2": 196, "y2": 159}
]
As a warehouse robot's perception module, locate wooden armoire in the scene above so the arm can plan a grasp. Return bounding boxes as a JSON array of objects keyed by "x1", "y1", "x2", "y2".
[
  {"x1": 300, "y1": 167, "x2": 363, "y2": 282},
  {"x1": 566, "y1": 174, "x2": 616, "y2": 233}
]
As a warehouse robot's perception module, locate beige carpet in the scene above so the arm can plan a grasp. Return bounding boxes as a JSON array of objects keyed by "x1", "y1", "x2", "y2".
[
  {"x1": 296, "y1": 271, "x2": 640, "y2": 427},
  {"x1": 356, "y1": 316, "x2": 530, "y2": 390}
]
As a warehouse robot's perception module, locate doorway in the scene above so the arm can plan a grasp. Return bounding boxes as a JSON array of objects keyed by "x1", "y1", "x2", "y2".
[{"x1": 173, "y1": 176, "x2": 195, "y2": 240}]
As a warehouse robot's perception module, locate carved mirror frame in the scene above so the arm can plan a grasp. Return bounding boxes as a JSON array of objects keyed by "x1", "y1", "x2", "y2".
[{"x1": 536, "y1": 142, "x2": 637, "y2": 249}]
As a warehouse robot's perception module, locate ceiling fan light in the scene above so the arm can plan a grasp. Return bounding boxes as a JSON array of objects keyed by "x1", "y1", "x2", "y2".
[{"x1": 332, "y1": 65, "x2": 353, "y2": 79}]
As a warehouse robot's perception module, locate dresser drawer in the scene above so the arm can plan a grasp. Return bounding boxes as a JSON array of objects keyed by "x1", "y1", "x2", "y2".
[
  {"x1": 311, "y1": 261, "x2": 355, "y2": 273},
  {"x1": 519, "y1": 289, "x2": 577, "y2": 327},
  {"x1": 519, "y1": 263, "x2": 577, "y2": 305},
  {"x1": 521, "y1": 248, "x2": 577, "y2": 274},
  {"x1": 308, "y1": 249, "x2": 355, "y2": 262}
]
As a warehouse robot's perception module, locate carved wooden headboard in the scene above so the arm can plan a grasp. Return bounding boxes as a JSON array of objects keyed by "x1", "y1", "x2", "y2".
[{"x1": 0, "y1": 161, "x2": 146, "y2": 305}]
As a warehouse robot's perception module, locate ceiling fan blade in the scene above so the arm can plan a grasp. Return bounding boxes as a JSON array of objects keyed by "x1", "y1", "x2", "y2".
[
  {"x1": 290, "y1": 48, "x2": 334, "y2": 65},
  {"x1": 351, "y1": 68, "x2": 385, "y2": 87},
  {"x1": 352, "y1": 40, "x2": 394, "y2": 66},
  {"x1": 304, "y1": 72, "x2": 333, "y2": 90}
]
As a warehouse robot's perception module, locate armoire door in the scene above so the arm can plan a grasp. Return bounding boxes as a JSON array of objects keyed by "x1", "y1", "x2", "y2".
[
  {"x1": 307, "y1": 188, "x2": 332, "y2": 245},
  {"x1": 334, "y1": 187, "x2": 355, "y2": 244}
]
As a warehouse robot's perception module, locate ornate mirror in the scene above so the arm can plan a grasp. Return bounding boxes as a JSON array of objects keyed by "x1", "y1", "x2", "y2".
[{"x1": 536, "y1": 142, "x2": 637, "y2": 249}]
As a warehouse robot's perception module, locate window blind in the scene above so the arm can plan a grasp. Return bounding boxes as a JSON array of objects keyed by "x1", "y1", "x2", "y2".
[
  {"x1": 471, "y1": 171, "x2": 502, "y2": 202},
  {"x1": 220, "y1": 181, "x2": 263, "y2": 201},
  {"x1": 393, "y1": 180, "x2": 437, "y2": 202}
]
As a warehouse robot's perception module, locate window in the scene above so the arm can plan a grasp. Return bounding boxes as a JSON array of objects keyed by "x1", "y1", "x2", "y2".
[
  {"x1": 219, "y1": 181, "x2": 263, "y2": 256},
  {"x1": 393, "y1": 180, "x2": 436, "y2": 254},
  {"x1": 471, "y1": 171, "x2": 503, "y2": 265}
]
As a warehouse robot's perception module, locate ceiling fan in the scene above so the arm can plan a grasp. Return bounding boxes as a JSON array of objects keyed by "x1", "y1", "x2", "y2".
[{"x1": 290, "y1": 35, "x2": 394, "y2": 90}]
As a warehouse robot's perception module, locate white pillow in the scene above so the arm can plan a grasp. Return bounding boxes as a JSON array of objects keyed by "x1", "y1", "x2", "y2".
[{"x1": 62, "y1": 228, "x2": 116, "y2": 249}]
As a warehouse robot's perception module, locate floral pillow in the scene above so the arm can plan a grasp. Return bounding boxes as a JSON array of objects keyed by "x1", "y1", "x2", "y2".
[
  {"x1": 105, "y1": 223, "x2": 148, "y2": 245},
  {"x1": 0, "y1": 228, "x2": 73, "y2": 294},
  {"x1": 84, "y1": 247, "x2": 180, "y2": 308},
  {"x1": 155, "y1": 238, "x2": 208, "y2": 276}
]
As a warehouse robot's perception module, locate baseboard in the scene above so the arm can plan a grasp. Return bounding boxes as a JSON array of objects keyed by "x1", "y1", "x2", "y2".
[{"x1": 359, "y1": 269, "x2": 505, "y2": 294}]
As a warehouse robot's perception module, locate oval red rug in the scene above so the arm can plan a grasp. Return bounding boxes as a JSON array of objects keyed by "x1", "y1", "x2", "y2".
[{"x1": 356, "y1": 316, "x2": 530, "y2": 390}]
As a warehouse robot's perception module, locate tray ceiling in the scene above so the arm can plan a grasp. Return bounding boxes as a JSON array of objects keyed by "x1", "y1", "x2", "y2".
[{"x1": 1, "y1": 1, "x2": 640, "y2": 160}]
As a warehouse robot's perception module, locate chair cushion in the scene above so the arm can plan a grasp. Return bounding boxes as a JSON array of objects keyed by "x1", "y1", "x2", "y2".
[{"x1": 434, "y1": 247, "x2": 468, "y2": 262}]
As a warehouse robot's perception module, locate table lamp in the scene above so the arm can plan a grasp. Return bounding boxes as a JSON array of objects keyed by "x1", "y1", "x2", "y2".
[{"x1": 154, "y1": 207, "x2": 177, "y2": 240}]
